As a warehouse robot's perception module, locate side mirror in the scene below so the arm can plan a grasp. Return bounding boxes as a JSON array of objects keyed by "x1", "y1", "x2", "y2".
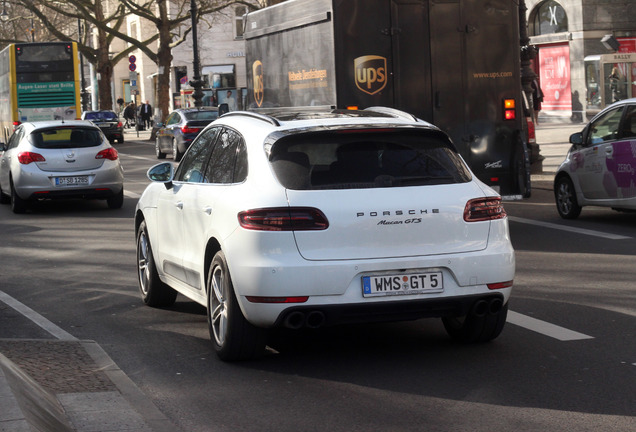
[
  {"x1": 147, "y1": 162, "x2": 175, "y2": 189},
  {"x1": 569, "y1": 132, "x2": 583, "y2": 145},
  {"x1": 218, "y1": 103, "x2": 229, "y2": 116}
]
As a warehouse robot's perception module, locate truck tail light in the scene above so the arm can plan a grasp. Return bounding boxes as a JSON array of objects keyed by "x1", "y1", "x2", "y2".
[
  {"x1": 464, "y1": 197, "x2": 506, "y2": 222},
  {"x1": 238, "y1": 207, "x2": 329, "y2": 231},
  {"x1": 503, "y1": 99, "x2": 516, "y2": 120},
  {"x1": 17, "y1": 152, "x2": 45, "y2": 164}
]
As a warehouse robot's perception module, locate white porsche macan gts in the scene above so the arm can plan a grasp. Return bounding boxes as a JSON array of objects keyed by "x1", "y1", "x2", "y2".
[{"x1": 134, "y1": 107, "x2": 515, "y2": 361}]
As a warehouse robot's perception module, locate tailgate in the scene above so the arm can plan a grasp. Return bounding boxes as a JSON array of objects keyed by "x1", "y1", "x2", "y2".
[{"x1": 288, "y1": 183, "x2": 490, "y2": 261}]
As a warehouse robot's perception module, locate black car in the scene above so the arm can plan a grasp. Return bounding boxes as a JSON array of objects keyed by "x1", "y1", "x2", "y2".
[
  {"x1": 81, "y1": 110, "x2": 125, "y2": 143},
  {"x1": 155, "y1": 107, "x2": 220, "y2": 161}
]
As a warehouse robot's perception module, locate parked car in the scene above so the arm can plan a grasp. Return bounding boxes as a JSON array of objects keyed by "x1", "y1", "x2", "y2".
[
  {"x1": 81, "y1": 110, "x2": 125, "y2": 143},
  {"x1": 155, "y1": 107, "x2": 220, "y2": 161},
  {"x1": 554, "y1": 98, "x2": 636, "y2": 219},
  {"x1": 0, "y1": 120, "x2": 124, "y2": 213},
  {"x1": 135, "y1": 107, "x2": 515, "y2": 361}
]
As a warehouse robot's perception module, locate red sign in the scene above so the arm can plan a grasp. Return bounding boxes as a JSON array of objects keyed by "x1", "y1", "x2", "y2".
[
  {"x1": 618, "y1": 37, "x2": 636, "y2": 53},
  {"x1": 129, "y1": 63, "x2": 137, "y2": 72},
  {"x1": 539, "y1": 44, "x2": 571, "y2": 111}
]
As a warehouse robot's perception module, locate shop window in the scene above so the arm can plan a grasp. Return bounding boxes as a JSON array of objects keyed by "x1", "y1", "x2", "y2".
[
  {"x1": 530, "y1": 1, "x2": 568, "y2": 36},
  {"x1": 202, "y1": 64, "x2": 236, "y2": 89}
]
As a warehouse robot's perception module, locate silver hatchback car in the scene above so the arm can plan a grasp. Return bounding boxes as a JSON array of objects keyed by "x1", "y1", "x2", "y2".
[{"x1": 0, "y1": 120, "x2": 124, "y2": 213}]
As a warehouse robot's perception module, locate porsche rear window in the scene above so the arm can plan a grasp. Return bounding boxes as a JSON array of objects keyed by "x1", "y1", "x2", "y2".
[
  {"x1": 269, "y1": 129, "x2": 471, "y2": 190},
  {"x1": 29, "y1": 127, "x2": 102, "y2": 149}
]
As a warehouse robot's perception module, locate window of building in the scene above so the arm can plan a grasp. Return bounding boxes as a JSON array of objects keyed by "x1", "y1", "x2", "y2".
[
  {"x1": 235, "y1": 6, "x2": 247, "y2": 39},
  {"x1": 202, "y1": 64, "x2": 236, "y2": 89},
  {"x1": 530, "y1": 1, "x2": 568, "y2": 36}
]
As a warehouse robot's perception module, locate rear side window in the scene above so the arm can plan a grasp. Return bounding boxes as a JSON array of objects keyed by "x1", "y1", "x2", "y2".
[
  {"x1": 28, "y1": 127, "x2": 102, "y2": 149},
  {"x1": 269, "y1": 129, "x2": 471, "y2": 190}
]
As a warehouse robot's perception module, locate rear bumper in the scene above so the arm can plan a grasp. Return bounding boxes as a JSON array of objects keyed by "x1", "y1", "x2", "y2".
[
  {"x1": 273, "y1": 293, "x2": 506, "y2": 328},
  {"x1": 13, "y1": 162, "x2": 124, "y2": 200}
]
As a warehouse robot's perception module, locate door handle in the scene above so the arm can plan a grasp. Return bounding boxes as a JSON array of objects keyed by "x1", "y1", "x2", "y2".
[
  {"x1": 203, "y1": 206, "x2": 212, "y2": 215},
  {"x1": 176, "y1": 201, "x2": 183, "y2": 209}
]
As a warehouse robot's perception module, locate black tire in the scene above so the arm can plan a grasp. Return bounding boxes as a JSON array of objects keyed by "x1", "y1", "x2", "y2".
[
  {"x1": 155, "y1": 138, "x2": 166, "y2": 159},
  {"x1": 118, "y1": 135, "x2": 125, "y2": 144},
  {"x1": 554, "y1": 175, "x2": 582, "y2": 219},
  {"x1": 0, "y1": 182, "x2": 9, "y2": 204},
  {"x1": 172, "y1": 139, "x2": 183, "y2": 162},
  {"x1": 207, "y1": 251, "x2": 267, "y2": 361},
  {"x1": 10, "y1": 179, "x2": 28, "y2": 214},
  {"x1": 136, "y1": 221, "x2": 178, "y2": 307},
  {"x1": 442, "y1": 301, "x2": 508, "y2": 343},
  {"x1": 107, "y1": 188, "x2": 124, "y2": 209}
]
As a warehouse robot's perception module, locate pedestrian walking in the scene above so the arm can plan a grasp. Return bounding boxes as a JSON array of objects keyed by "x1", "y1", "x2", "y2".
[
  {"x1": 140, "y1": 100, "x2": 153, "y2": 129},
  {"x1": 531, "y1": 79, "x2": 544, "y2": 124}
]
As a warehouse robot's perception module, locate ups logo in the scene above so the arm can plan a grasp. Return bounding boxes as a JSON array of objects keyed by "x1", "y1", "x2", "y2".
[
  {"x1": 354, "y1": 55, "x2": 387, "y2": 95},
  {"x1": 252, "y1": 60, "x2": 264, "y2": 107}
]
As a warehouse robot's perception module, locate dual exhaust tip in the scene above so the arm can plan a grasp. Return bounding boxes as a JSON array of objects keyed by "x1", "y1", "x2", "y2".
[
  {"x1": 283, "y1": 310, "x2": 326, "y2": 329},
  {"x1": 471, "y1": 298, "x2": 504, "y2": 317}
]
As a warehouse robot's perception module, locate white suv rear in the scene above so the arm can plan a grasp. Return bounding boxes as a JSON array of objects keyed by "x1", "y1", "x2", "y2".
[{"x1": 135, "y1": 108, "x2": 515, "y2": 361}]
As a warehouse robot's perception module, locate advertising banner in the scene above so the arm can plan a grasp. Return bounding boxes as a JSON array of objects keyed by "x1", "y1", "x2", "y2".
[{"x1": 539, "y1": 44, "x2": 571, "y2": 111}]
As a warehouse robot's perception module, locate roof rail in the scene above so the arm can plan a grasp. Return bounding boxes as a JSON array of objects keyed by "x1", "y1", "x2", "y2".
[
  {"x1": 221, "y1": 111, "x2": 280, "y2": 126},
  {"x1": 363, "y1": 106, "x2": 419, "y2": 122}
]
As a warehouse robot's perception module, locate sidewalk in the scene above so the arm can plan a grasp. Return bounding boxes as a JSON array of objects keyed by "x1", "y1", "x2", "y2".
[
  {"x1": 0, "y1": 291, "x2": 179, "y2": 432},
  {"x1": 531, "y1": 122, "x2": 583, "y2": 185}
]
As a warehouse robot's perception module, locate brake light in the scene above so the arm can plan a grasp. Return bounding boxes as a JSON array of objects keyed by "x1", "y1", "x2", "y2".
[
  {"x1": 17, "y1": 152, "x2": 45, "y2": 164},
  {"x1": 96, "y1": 148, "x2": 118, "y2": 161},
  {"x1": 238, "y1": 207, "x2": 329, "y2": 231},
  {"x1": 464, "y1": 197, "x2": 506, "y2": 222},
  {"x1": 181, "y1": 126, "x2": 201, "y2": 134},
  {"x1": 117, "y1": 121, "x2": 123, "y2": 128},
  {"x1": 12, "y1": 121, "x2": 21, "y2": 130},
  {"x1": 503, "y1": 98, "x2": 516, "y2": 120}
]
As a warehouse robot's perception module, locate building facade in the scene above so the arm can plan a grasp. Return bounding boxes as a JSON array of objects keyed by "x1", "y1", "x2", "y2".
[{"x1": 526, "y1": 0, "x2": 636, "y2": 123}]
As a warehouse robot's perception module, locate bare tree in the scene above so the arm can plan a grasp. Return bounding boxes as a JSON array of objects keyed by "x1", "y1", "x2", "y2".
[{"x1": 1, "y1": 0, "x2": 263, "y2": 121}]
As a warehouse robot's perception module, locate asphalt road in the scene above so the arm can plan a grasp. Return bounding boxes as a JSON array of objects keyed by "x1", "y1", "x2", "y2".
[{"x1": 0, "y1": 136, "x2": 635, "y2": 432}]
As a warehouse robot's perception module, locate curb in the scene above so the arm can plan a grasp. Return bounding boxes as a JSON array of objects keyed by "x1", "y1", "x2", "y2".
[{"x1": 0, "y1": 340, "x2": 180, "y2": 432}]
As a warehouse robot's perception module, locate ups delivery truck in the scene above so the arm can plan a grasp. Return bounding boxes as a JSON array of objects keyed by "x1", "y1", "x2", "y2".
[{"x1": 244, "y1": 0, "x2": 531, "y2": 198}]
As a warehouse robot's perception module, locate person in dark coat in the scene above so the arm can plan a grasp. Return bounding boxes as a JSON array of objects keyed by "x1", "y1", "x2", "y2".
[
  {"x1": 531, "y1": 79, "x2": 544, "y2": 124},
  {"x1": 123, "y1": 102, "x2": 136, "y2": 128},
  {"x1": 140, "y1": 100, "x2": 153, "y2": 129}
]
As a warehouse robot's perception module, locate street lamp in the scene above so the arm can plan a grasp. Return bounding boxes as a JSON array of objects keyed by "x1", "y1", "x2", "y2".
[
  {"x1": 78, "y1": 18, "x2": 88, "y2": 111},
  {"x1": 189, "y1": 0, "x2": 204, "y2": 108},
  {"x1": 0, "y1": 1, "x2": 8, "y2": 22}
]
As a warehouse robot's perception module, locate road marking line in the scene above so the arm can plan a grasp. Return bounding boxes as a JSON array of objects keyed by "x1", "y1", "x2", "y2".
[
  {"x1": 508, "y1": 216, "x2": 631, "y2": 240},
  {"x1": 0, "y1": 290, "x2": 78, "y2": 341},
  {"x1": 507, "y1": 311, "x2": 594, "y2": 341},
  {"x1": 125, "y1": 190, "x2": 141, "y2": 199}
]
